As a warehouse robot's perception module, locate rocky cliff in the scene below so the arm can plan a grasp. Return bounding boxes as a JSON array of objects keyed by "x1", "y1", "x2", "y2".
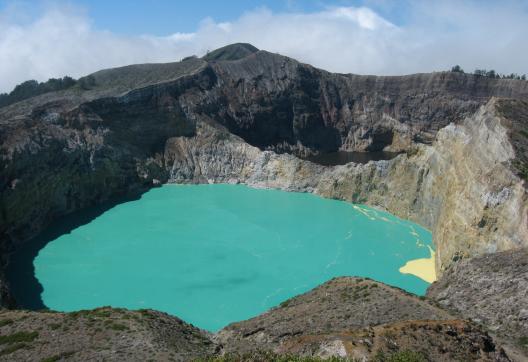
[
  {"x1": 165, "y1": 97, "x2": 528, "y2": 275},
  {"x1": 428, "y1": 248, "x2": 528, "y2": 359},
  {"x1": 1, "y1": 43, "x2": 528, "y2": 360}
]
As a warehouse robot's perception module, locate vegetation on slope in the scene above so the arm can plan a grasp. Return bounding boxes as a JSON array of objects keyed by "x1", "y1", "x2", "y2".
[
  {"x1": 0, "y1": 77, "x2": 77, "y2": 108},
  {"x1": 195, "y1": 350, "x2": 426, "y2": 362},
  {"x1": 450, "y1": 65, "x2": 527, "y2": 80}
]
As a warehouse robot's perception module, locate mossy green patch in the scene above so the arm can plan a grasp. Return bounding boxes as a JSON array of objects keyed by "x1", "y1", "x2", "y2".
[
  {"x1": 40, "y1": 351, "x2": 76, "y2": 362},
  {"x1": 0, "y1": 343, "x2": 28, "y2": 356},
  {"x1": 0, "y1": 319, "x2": 13, "y2": 327},
  {"x1": 0, "y1": 331, "x2": 38, "y2": 344}
]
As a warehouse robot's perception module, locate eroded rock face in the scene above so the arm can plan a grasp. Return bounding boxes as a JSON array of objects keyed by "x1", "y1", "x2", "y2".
[
  {"x1": 215, "y1": 277, "x2": 508, "y2": 361},
  {"x1": 216, "y1": 277, "x2": 454, "y2": 354},
  {"x1": 427, "y1": 248, "x2": 528, "y2": 357},
  {"x1": 206, "y1": 51, "x2": 528, "y2": 154},
  {"x1": 274, "y1": 320, "x2": 509, "y2": 362},
  {"x1": 165, "y1": 99, "x2": 528, "y2": 274}
]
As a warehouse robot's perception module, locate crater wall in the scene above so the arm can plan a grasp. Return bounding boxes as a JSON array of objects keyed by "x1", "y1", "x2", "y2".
[
  {"x1": 1, "y1": 48, "x2": 528, "y2": 306},
  {"x1": 165, "y1": 99, "x2": 528, "y2": 274}
]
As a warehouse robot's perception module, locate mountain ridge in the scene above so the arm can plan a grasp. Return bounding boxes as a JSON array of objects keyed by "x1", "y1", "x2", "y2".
[{"x1": 2, "y1": 43, "x2": 528, "y2": 116}]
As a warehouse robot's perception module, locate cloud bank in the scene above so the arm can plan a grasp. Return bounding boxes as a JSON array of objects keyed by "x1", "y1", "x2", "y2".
[{"x1": 1, "y1": 1, "x2": 527, "y2": 92}]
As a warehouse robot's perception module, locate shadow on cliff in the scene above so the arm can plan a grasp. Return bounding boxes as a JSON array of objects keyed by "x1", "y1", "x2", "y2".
[{"x1": 6, "y1": 192, "x2": 145, "y2": 310}]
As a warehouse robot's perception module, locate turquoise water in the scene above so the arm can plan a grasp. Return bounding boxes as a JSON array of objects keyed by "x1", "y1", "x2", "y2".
[{"x1": 34, "y1": 184, "x2": 433, "y2": 331}]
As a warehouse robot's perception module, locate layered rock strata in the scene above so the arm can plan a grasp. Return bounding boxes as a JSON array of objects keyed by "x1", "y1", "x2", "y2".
[{"x1": 166, "y1": 98, "x2": 528, "y2": 275}]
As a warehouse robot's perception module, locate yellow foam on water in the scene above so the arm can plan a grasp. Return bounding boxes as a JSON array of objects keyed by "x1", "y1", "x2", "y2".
[{"x1": 398, "y1": 245, "x2": 437, "y2": 283}]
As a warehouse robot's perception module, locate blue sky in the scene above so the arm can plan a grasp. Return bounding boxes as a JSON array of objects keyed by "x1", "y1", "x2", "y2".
[
  {"x1": 0, "y1": 0, "x2": 412, "y2": 35},
  {"x1": 0, "y1": 0, "x2": 527, "y2": 92},
  {"x1": 71, "y1": 0, "x2": 417, "y2": 34},
  {"x1": 76, "y1": 0, "x2": 341, "y2": 34}
]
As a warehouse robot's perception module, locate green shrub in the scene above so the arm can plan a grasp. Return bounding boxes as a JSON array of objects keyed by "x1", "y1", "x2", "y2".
[
  {"x1": 518, "y1": 336, "x2": 528, "y2": 350},
  {"x1": 109, "y1": 323, "x2": 128, "y2": 331},
  {"x1": 279, "y1": 299, "x2": 292, "y2": 308},
  {"x1": 194, "y1": 351, "x2": 351, "y2": 361},
  {"x1": 0, "y1": 77, "x2": 77, "y2": 108},
  {"x1": 375, "y1": 350, "x2": 426, "y2": 362},
  {"x1": 0, "y1": 319, "x2": 13, "y2": 327},
  {"x1": 0, "y1": 331, "x2": 38, "y2": 344},
  {"x1": 0, "y1": 343, "x2": 28, "y2": 356},
  {"x1": 41, "y1": 351, "x2": 76, "y2": 362}
]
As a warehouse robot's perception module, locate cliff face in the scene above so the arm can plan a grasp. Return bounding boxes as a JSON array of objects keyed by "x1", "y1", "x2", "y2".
[
  {"x1": 165, "y1": 98, "x2": 528, "y2": 274},
  {"x1": 427, "y1": 248, "x2": 528, "y2": 358},
  {"x1": 1, "y1": 44, "x2": 527, "y2": 306},
  {"x1": 206, "y1": 51, "x2": 528, "y2": 154}
]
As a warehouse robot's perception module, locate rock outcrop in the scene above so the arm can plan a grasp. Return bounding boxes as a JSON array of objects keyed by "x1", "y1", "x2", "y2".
[
  {"x1": 216, "y1": 277, "x2": 454, "y2": 355},
  {"x1": 428, "y1": 248, "x2": 528, "y2": 359},
  {"x1": 166, "y1": 98, "x2": 528, "y2": 275}
]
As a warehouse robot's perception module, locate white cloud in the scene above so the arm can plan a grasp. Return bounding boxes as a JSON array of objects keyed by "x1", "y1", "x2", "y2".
[{"x1": 0, "y1": 1, "x2": 527, "y2": 93}]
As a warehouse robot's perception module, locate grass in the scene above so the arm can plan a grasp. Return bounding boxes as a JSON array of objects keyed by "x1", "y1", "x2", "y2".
[
  {"x1": 279, "y1": 299, "x2": 292, "y2": 308},
  {"x1": 0, "y1": 331, "x2": 38, "y2": 345},
  {"x1": 195, "y1": 353, "x2": 351, "y2": 362},
  {"x1": 40, "y1": 351, "x2": 76, "y2": 362},
  {"x1": 513, "y1": 160, "x2": 528, "y2": 181},
  {"x1": 0, "y1": 343, "x2": 28, "y2": 356},
  {"x1": 109, "y1": 323, "x2": 128, "y2": 331},
  {"x1": 375, "y1": 350, "x2": 426, "y2": 362},
  {"x1": 518, "y1": 336, "x2": 528, "y2": 350},
  {"x1": 0, "y1": 319, "x2": 13, "y2": 327},
  {"x1": 194, "y1": 350, "x2": 427, "y2": 362}
]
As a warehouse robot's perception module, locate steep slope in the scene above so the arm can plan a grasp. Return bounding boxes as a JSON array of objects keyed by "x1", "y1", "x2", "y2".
[
  {"x1": 205, "y1": 50, "x2": 528, "y2": 154},
  {"x1": 165, "y1": 98, "x2": 528, "y2": 275},
  {"x1": 0, "y1": 307, "x2": 214, "y2": 361},
  {"x1": 216, "y1": 277, "x2": 507, "y2": 361},
  {"x1": 216, "y1": 277, "x2": 454, "y2": 354},
  {"x1": 428, "y1": 248, "x2": 528, "y2": 359}
]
